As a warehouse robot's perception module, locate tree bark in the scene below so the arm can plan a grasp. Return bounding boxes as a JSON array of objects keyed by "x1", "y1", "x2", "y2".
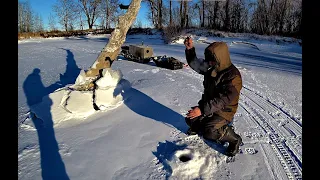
[
  {"x1": 213, "y1": 2, "x2": 218, "y2": 29},
  {"x1": 106, "y1": 0, "x2": 109, "y2": 29},
  {"x1": 85, "y1": 0, "x2": 142, "y2": 77},
  {"x1": 169, "y1": 1, "x2": 172, "y2": 26},
  {"x1": 201, "y1": 0, "x2": 204, "y2": 27},
  {"x1": 158, "y1": 0, "x2": 163, "y2": 29},
  {"x1": 224, "y1": 0, "x2": 230, "y2": 31},
  {"x1": 197, "y1": 4, "x2": 201, "y2": 28},
  {"x1": 279, "y1": 0, "x2": 288, "y2": 34},
  {"x1": 180, "y1": 1, "x2": 183, "y2": 28},
  {"x1": 183, "y1": 1, "x2": 188, "y2": 28}
]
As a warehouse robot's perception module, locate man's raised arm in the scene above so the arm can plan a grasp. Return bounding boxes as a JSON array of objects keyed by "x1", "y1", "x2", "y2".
[{"x1": 184, "y1": 37, "x2": 210, "y2": 75}]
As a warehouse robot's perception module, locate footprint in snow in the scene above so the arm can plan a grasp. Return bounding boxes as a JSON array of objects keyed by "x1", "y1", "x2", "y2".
[
  {"x1": 171, "y1": 98, "x2": 180, "y2": 106},
  {"x1": 151, "y1": 68, "x2": 160, "y2": 73},
  {"x1": 59, "y1": 143, "x2": 73, "y2": 156},
  {"x1": 168, "y1": 77, "x2": 175, "y2": 81},
  {"x1": 244, "y1": 147, "x2": 258, "y2": 155}
]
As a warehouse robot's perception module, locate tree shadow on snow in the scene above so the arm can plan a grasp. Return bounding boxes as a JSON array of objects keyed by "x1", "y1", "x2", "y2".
[
  {"x1": 114, "y1": 82, "x2": 188, "y2": 133},
  {"x1": 22, "y1": 48, "x2": 81, "y2": 180}
]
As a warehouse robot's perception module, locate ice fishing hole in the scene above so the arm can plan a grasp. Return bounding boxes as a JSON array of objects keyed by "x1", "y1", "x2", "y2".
[{"x1": 179, "y1": 154, "x2": 193, "y2": 162}]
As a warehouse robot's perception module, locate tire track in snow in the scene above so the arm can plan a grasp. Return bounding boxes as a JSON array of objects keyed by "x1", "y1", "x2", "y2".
[
  {"x1": 240, "y1": 101, "x2": 301, "y2": 180},
  {"x1": 259, "y1": 144, "x2": 276, "y2": 180},
  {"x1": 239, "y1": 102, "x2": 280, "y2": 179},
  {"x1": 260, "y1": 143, "x2": 289, "y2": 180},
  {"x1": 240, "y1": 88, "x2": 302, "y2": 180},
  {"x1": 242, "y1": 86, "x2": 302, "y2": 166},
  {"x1": 243, "y1": 85, "x2": 302, "y2": 128}
]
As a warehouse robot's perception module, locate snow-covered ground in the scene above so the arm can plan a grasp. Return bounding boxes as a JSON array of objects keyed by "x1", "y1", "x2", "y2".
[{"x1": 18, "y1": 32, "x2": 302, "y2": 180}]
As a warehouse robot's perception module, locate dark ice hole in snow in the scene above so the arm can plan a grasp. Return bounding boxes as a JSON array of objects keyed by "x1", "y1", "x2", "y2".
[{"x1": 179, "y1": 154, "x2": 193, "y2": 162}]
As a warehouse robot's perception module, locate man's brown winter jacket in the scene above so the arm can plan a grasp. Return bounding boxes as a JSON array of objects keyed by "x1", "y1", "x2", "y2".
[{"x1": 185, "y1": 42, "x2": 242, "y2": 122}]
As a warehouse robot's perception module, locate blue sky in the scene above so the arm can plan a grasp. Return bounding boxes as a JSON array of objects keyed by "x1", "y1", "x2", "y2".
[{"x1": 25, "y1": 0, "x2": 153, "y2": 29}]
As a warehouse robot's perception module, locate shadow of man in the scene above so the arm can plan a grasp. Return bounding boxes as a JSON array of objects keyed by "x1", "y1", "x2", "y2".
[
  {"x1": 23, "y1": 68, "x2": 70, "y2": 180},
  {"x1": 59, "y1": 48, "x2": 81, "y2": 85},
  {"x1": 23, "y1": 68, "x2": 62, "y2": 106},
  {"x1": 114, "y1": 81, "x2": 188, "y2": 133},
  {"x1": 22, "y1": 49, "x2": 83, "y2": 179}
]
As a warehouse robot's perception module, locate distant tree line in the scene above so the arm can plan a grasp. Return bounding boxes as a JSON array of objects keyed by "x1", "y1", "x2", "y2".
[
  {"x1": 147, "y1": 0, "x2": 302, "y2": 37},
  {"x1": 18, "y1": 0, "x2": 44, "y2": 32},
  {"x1": 18, "y1": 0, "x2": 302, "y2": 37},
  {"x1": 18, "y1": 0, "x2": 120, "y2": 33}
]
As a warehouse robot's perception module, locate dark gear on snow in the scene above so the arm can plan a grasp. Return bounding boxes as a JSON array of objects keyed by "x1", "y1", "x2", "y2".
[{"x1": 152, "y1": 56, "x2": 184, "y2": 70}]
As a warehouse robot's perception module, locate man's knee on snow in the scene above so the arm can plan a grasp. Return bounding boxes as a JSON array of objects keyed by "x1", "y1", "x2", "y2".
[
  {"x1": 185, "y1": 116, "x2": 203, "y2": 127},
  {"x1": 202, "y1": 127, "x2": 222, "y2": 142},
  {"x1": 185, "y1": 116, "x2": 203, "y2": 134},
  {"x1": 185, "y1": 117, "x2": 192, "y2": 127}
]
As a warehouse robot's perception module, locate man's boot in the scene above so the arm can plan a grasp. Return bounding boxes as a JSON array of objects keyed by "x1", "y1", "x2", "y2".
[{"x1": 219, "y1": 126, "x2": 242, "y2": 157}]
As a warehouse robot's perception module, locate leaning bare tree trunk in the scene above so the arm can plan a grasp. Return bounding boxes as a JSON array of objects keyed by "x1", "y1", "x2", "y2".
[
  {"x1": 87, "y1": 0, "x2": 141, "y2": 75},
  {"x1": 75, "y1": 0, "x2": 142, "y2": 90}
]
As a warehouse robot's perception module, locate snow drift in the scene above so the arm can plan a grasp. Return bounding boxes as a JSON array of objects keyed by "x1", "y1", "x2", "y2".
[{"x1": 29, "y1": 68, "x2": 130, "y2": 127}]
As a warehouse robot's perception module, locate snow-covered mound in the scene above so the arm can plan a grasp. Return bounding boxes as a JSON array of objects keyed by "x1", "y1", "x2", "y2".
[
  {"x1": 94, "y1": 68, "x2": 129, "y2": 110},
  {"x1": 29, "y1": 68, "x2": 130, "y2": 127},
  {"x1": 153, "y1": 135, "x2": 225, "y2": 179},
  {"x1": 95, "y1": 68, "x2": 123, "y2": 88}
]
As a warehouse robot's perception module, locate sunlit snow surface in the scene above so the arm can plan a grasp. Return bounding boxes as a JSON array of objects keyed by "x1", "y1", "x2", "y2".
[{"x1": 18, "y1": 32, "x2": 301, "y2": 180}]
